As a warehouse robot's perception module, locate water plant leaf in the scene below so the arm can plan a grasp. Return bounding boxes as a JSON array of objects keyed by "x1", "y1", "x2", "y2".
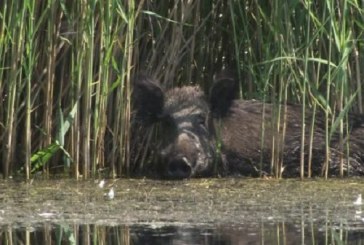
[
  {"x1": 307, "y1": 82, "x2": 332, "y2": 114},
  {"x1": 142, "y1": 10, "x2": 193, "y2": 26},
  {"x1": 30, "y1": 102, "x2": 78, "y2": 173},
  {"x1": 57, "y1": 101, "x2": 78, "y2": 143},
  {"x1": 116, "y1": 3, "x2": 128, "y2": 23},
  {"x1": 330, "y1": 91, "x2": 358, "y2": 138},
  {"x1": 30, "y1": 143, "x2": 60, "y2": 173}
]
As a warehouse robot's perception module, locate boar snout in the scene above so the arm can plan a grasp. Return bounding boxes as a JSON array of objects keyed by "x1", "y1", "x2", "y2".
[{"x1": 167, "y1": 155, "x2": 192, "y2": 179}]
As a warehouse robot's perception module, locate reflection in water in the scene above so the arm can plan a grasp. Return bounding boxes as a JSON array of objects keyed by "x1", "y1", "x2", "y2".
[
  {"x1": 2, "y1": 221, "x2": 364, "y2": 244},
  {"x1": 1, "y1": 178, "x2": 364, "y2": 244}
]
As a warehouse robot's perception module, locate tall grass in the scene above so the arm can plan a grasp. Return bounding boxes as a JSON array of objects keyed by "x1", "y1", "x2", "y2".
[
  {"x1": 0, "y1": 0, "x2": 363, "y2": 179},
  {"x1": 230, "y1": 0, "x2": 363, "y2": 178}
]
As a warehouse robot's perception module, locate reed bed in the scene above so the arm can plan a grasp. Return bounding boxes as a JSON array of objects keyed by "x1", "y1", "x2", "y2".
[{"x1": 0, "y1": 0, "x2": 363, "y2": 179}]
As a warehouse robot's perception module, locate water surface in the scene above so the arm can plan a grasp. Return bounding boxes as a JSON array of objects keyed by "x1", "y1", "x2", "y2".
[{"x1": 1, "y1": 178, "x2": 364, "y2": 244}]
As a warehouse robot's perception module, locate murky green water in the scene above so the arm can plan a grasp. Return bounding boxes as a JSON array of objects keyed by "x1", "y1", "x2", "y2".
[{"x1": 1, "y1": 178, "x2": 364, "y2": 244}]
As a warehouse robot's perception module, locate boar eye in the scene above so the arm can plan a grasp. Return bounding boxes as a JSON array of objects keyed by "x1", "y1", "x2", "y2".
[{"x1": 196, "y1": 113, "x2": 206, "y2": 126}]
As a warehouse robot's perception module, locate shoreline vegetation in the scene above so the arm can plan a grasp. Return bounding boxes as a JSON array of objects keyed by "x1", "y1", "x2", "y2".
[{"x1": 0, "y1": 1, "x2": 363, "y2": 179}]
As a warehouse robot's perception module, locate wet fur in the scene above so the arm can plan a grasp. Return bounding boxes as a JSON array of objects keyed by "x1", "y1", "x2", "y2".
[{"x1": 132, "y1": 73, "x2": 364, "y2": 178}]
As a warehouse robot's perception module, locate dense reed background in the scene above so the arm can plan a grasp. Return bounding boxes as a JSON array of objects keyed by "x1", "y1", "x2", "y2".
[{"x1": 0, "y1": 0, "x2": 363, "y2": 179}]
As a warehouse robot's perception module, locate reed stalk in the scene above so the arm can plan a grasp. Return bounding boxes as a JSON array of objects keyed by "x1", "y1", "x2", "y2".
[
  {"x1": 0, "y1": 0, "x2": 362, "y2": 179},
  {"x1": 2, "y1": 1, "x2": 25, "y2": 178},
  {"x1": 301, "y1": 0, "x2": 311, "y2": 179},
  {"x1": 323, "y1": 0, "x2": 334, "y2": 179},
  {"x1": 23, "y1": 0, "x2": 37, "y2": 180}
]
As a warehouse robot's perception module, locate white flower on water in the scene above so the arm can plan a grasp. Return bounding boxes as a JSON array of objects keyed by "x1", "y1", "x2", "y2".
[
  {"x1": 354, "y1": 194, "x2": 362, "y2": 205},
  {"x1": 107, "y1": 187, "x2": 115, "y2": 200},
  {"x1": 98, "y1": 179, "x2": 105, "y2": 188},
  {"x1": 38, "y1": 212, "x2": 55, "y2": 218}
]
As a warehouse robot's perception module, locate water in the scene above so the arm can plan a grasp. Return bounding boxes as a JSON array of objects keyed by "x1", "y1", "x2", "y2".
[{"x1": 1, "y1": 178, "x2": 364, "y2": 244}]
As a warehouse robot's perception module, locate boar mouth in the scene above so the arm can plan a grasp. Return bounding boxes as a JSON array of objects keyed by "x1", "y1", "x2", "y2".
[{"x1": 166, "y1": 156, "x2": 193, "y2": 179}]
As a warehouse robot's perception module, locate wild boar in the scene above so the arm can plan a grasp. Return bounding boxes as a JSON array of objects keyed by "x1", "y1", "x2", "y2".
[{"x1": 132, "y1": 72, "x2": 364, "y2": 179}]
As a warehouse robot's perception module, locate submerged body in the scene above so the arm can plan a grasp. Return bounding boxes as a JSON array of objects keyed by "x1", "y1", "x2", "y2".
[{"x1": 132, "y1": 73, "x2": 364, "y2": 179}]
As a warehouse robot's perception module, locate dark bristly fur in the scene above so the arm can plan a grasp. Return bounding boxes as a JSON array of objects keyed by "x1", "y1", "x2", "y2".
[{"x1": 132, "y1": 72, "x2": 364, "y2": 179}]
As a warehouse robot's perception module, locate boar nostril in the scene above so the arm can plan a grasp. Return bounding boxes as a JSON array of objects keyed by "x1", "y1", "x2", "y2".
[{"x1": 167, "y1": 157, "x2": 192, "y2": 179}]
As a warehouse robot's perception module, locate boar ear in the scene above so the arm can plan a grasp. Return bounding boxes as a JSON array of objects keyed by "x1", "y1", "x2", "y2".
[
  {"x1": 132, "y1": 74, "x2": 164, "y2": 123},
  {"x1": 209, "y1": 70, "x2": 239, "y2": 117}
]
